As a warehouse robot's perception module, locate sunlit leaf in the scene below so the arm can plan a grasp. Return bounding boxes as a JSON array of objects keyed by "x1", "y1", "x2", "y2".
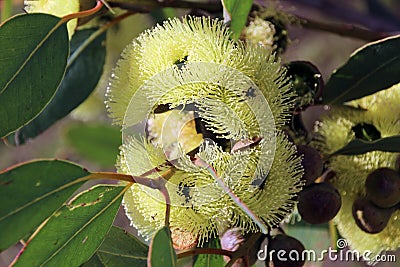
[
  {"x1": 323, "y1": 35, "x2": 400, "y2": 104},
  {"x1": 149, "y1": 226, "x2": 177, "y2": 267},
  {"x1": 8, "y1": 28, "x2": 106, "y2": 145},
  {"x1": 14, "y1": 185, "x2": 125, "y2": 266},
  {"x1": 221, "y1": 0, "x2": 253, "y2": 39},
  {"x1": 0, "y1": 160, "x2": 88, "y2": 251},
  {"x1": 0, "y1": 13, "x2": 69, "y2": 137}
]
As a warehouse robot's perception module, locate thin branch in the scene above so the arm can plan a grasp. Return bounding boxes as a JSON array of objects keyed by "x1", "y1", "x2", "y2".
[
  {"x1": 61, "y1": 0, "x2": 104, "y2": 23},
  {"x1": 160, "y1": 187, "x2": 171, "y2": 227},
  {"x1": 139, "y1": 158, "x2": 179, "y2": 177},
  {"x1": 100, "y1": 0, "x2": 116, "y2": 14},
  {"x1": 89, "y1": 165, "x2": 175, "y2": 227},
  {"x1": 106, "y1": 0, "x2": 390, "y2": 42},
  {"x1": 159, "y1": 168, "x2": 176, "y2": 227},
  {"x1": 68, "y1": 11, "x2": 136, "y2": 67},
  {"x1": 283, "y1": 0, "x2": 400, "y2": 32},
  {"x1": 294, "y1": 15, "x2": 390, "y2": 42},
  {"x1": 107, "y1": 0, "x2": 222, "y2": 13}
]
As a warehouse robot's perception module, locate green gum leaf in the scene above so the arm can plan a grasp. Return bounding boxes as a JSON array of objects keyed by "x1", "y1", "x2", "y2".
[
  {"x1": 14, "y1": 185, "x2": 125, "y2": 266},
  {"x1": 323, "y1": 35, "x2": 400, "y2": 104},
  {"x1": 0, "y1": 13, "x2": 69, "y2": 138},
  {"x1": 7, "y1": 28, "x2": 106, "y2": 145},
  {"x1": 0, "y1": 160, "x2": 89, "y2": 252},
  {"x1": 84, "y1": 226, "x2": 148, "y2": 267},
  {"x1": 331, "y1": 135, "x2": 400, "y2": 156},
  {"x1": 149, "y1": 226, "x2": 177, "y2": 267},
  {"x1": 221, "y1": 0, "x2": 254, "y2": 40}
]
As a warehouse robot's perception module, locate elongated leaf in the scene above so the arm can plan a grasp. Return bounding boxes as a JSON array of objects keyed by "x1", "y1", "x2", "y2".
[
  {"x1": 323, "y1": 35, "x2": 400, "y2": 104},
  {"x1": 8, "y1": 28, "x2": 106, "y2": 145},
  {"x1": 0, "y1": 160, "x2": 89, "y2": 252},
  {"x1": 66, "y1": 123, "x2": 121, "y2": 167},
  {"x1": 84, "y1": 226, "x2": 148, "y2": 267},
  {"x1": 149, "y1": 226, "x2": 177, "y2": 267},
  {"x1": 193, "y1": 238, "x2": 224, "y2": 267},
  {"x1": 15, "y1": 185, "x2": 125, "y2": 266},
  {"x1": 0, "y1": 13, "x2": 69, "y2": 137},
  {"x1": 332, "y1": 135, "x2": 400, "y2": 156},
  {"x1": 222, "y1": 0, "x2": 253, "y2": 39}
]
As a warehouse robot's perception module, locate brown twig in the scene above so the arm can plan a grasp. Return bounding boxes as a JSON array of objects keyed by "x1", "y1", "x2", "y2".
[
  {"x1": 61, "y1": 0, "x2": 104, "y2": 23},
  {"x1": 282, "y1": 0, "x2": 400, "y2": 32},
  {"x1": 107, "y1": 0, "x2": 222, "y2": 13},
  {"x1": 106, "y1": 0, "x2": 391, "y2": 41},
  {"x1": 68, "y1": 11, "x2": 136, "y2": 66},
  {"x1": 159, "y1": 168, "x2": 176, "y2": 227},
  {"x1": 294, "y1": 15, "x2": 390, "y2": 41}
]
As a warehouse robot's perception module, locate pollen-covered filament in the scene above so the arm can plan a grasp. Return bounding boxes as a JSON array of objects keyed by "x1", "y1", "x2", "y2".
[{"x1": 109, "y1": 17, "x2": 303, "y2": 242}]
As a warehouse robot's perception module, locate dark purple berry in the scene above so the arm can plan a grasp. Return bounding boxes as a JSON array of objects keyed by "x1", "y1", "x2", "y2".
[
  {"x1": 267, "y1": 234, "x2": 305, "y2": 267},
  {"x1": 352, "y1": 197, "x2": 394, "y2": 234},
  {"x1": 296, "y1": 145, "x2": 324, "y2": 185},
  {"x1": 297, "y1": 182, "x2": 341, "y2": 224},
  {"x1": 365, "y1": 168, "x2": 400, "y2": 208}
]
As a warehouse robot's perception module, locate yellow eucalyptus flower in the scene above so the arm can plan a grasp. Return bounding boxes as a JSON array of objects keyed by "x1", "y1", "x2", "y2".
[
  {"x1": 108, "y1": 17, "x2": 303, "y2": 242},
  {"x1": 25, "y1": 0, "x2": 79, "y2": 39},
  {"x1": 314, "y1": 85, "x2": 400, "y2": 259}
]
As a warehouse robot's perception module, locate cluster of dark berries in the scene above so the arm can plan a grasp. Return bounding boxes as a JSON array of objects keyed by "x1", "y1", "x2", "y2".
[{"x1": 352, "y1": 167, "x2": 400, "y2": 234}]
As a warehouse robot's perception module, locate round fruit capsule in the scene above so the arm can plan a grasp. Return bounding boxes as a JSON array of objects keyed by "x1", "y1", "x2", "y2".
[
  {"x1": 365, "y1": 168, "x2": 400, "y2": 208},
  {"x1": 285, "y1": 61, "x2": 323, "y2": 108},
  {"x1": 267, "y1": 234, "x2": 305, "y2": 267},
  {"x1": 352, "y1": 197, "x2": 394, "y2": 234},
  {"x1": 296, "y1": 145, "x2": 324, "y2": 185},
  {"x1": 297, "y1": 182, "x2": 341, "y2": 224}
]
